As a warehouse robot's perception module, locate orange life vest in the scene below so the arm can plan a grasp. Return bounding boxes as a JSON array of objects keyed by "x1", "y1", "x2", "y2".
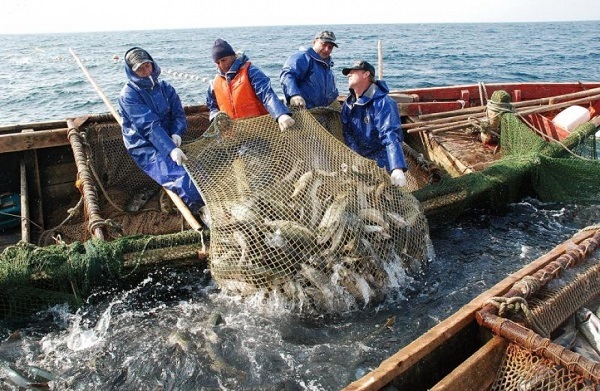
[{"x1": 213, "y1": 62, "x2": 269, "y2": 119}]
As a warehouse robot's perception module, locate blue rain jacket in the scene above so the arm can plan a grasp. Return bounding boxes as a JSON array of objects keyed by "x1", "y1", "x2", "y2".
[
  {"x1": 341, "y1": 80, "x2": 407, "y2": 172},
  {"x1": 118, "y1": 53, "x2": 203, "y2": 210},
  {"x1": 206, "y1": 53, "x2": 290, "y2": 122},
  {"x1": 280, "y1": 47, "x2": 339, "y2": 109}
]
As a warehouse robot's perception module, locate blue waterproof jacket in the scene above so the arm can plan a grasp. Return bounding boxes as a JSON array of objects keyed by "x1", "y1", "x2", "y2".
[
  {"x1": 341, "y1": 80, "x2": 407, "y2": 172},
  {"x1": 206, "y1": 53, "x2": 290, "y2": 122},
  {"x1": 280, "y1": 47, "x2": 339, "y2": 109},
  {"x1": 118, "y1": 51, "x2": 203, "y2": 210}
]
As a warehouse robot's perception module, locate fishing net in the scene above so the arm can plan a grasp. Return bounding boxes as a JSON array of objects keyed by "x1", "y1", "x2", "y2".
[
  {"x1": 38, "y1": 108, "x2": 211, "y2": 245},
  {"x1": 481, "y1": 228, "x2": 600, "y2": 390},
  {"x1": 0, "y1": 230, "x2": 207, "y2": 321},
  {"x1": 411, "y1": 91, "x2": 600, "y2": 224},
  {"x1": 182, "y1": 108, "x2": 432, "y2": 311},
  {"x1": 0, "y1": 110, "x2": 212, "y2": 322}
]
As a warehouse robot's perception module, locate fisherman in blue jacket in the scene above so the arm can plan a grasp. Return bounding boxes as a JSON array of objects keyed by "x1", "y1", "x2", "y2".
[
  {"x1": 280, "y1": 30, "x2": 339, "y2": 109},
  {"x1": 340, "y1": 60, "x2": 408, "y2": 187},
  {"x1": 118, "y1": 47, "x2": 205, "y2": 213}
]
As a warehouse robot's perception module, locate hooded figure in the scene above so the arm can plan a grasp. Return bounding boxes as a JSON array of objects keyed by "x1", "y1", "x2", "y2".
[{"x1": 118, "y1": 47, "x2": 204, "y2": 212}]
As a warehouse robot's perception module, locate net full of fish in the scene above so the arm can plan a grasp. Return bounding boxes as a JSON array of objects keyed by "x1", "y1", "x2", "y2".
[{"x1": 181, "y1": 109, "x2": 433, "y2": 313}]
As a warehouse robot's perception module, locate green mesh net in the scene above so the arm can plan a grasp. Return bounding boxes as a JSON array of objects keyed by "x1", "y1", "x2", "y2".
[{"x1": 413, "y1": 108, "x2": 600, "y2": 224}]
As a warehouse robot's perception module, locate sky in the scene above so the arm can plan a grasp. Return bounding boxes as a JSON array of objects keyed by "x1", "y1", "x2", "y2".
[{"x1": 2, "y1": 0, "x2": 600, "y2": 35}]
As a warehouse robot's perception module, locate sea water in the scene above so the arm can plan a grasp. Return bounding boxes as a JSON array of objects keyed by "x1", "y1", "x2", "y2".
[{"x1": 0, "y1": 22, "x2": 599, "y2": 390}]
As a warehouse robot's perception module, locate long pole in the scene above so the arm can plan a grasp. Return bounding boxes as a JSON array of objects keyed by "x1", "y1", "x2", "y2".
[
  {"x1": 377, "y1": 40, "x2": 383, "y2": 80},
  {"x1": 68, "y1": 48, "x2": 203, "y2": 232},
  {"x1": 69, "y1": 48, "x2": 122, "y2": 125}
]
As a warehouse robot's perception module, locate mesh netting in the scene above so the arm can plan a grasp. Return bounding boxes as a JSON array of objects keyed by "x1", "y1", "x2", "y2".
[
  {"x1": 39, "y1": 110, "x2": 210, "y2": 245},
  {"x1": 0, "y1": 230, "x2": 207, "y2": 321},
  {"x1": 0, "y1": 111, "x2": 212, "y2": 322},
  {"x1": 413, "y1": 110, "x2": 600, "y2": 224},
  {"x1": 182, "y1": 108, "x2": 432, "y2": 311},
  {"x1": 490, "y1": 342, "x2": 598, "y2": 390},
  {"x1": 482, "y1": 230, "x2": 600, "y2": 389}
]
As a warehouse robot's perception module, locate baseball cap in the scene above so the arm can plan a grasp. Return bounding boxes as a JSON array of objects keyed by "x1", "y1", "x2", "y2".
[
  {"x1": 315, "y1": 31, "x2": 338, "y2": 47},
  {"x1": 342, "y1": 60, "x2": 375, "y2": 76},
  {"x1": 125, "y1": 47, "x2": 153, "y2": 71}
]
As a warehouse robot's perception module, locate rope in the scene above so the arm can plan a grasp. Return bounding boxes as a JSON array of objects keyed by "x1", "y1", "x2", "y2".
[
  {"x1": 37, "y1": 196, "x2": 84, "y2": 246},
  {"x1": 478, "y1": 81, "x2": 489, "y2": 106},
  {"x1": 484, "y1": 296, "x2": 551, "y2": 338},
  {"x1": 0, "y1": 211, "x2": 45, "y2": 231}
]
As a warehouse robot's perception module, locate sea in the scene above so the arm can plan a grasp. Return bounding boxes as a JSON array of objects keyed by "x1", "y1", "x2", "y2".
[{"x1": 0, "y1": 21, "x2": 600, "y2": 390}]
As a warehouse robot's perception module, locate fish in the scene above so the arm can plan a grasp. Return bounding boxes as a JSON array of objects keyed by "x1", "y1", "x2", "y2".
[
  {"x1": 282, "y1": 159, "x2": 304, "y2": 182},
  {"x1": 572, "y1": 333, "x2": 600, "y2": 363},
  {"x1": 291, "y1": 170, "x2": 313, "y2": 199},
  {"x1": 359, "y1": 208, "x2": 389, "y2": 229},
  {"x1": 317, "y1": 192, "x2": 349, "y2": 244},
  {"x1": 314, "y1": 168, "x2": 337, "y2": 177},
  {"x1": 0, "y1": 362, "x2": 48, "y2": 389},
  {"x1": 24, "y1": 365, "x2": 58, "y2": 382},
  {"x1": 208, "y1": 312, "x2": 225, "y2": 327},
  {"x1": 363, "y1": 224, "x2": 392, "y2": 239},
  {"x1": 264, "y1": 219, "x2": 316, "y2": 245},
  {"x1": 576, "y1": 307, "x2": 600, "y2": 353},
  {"x1": 167, "y1": 331, "x2": 194, "y2": 353},
  {"x1": 333, "y1": 264, "x2": 373, "y2": 305},
  {"x1": 229, "y1": 200, "x2": 258, "y2": 223},
  {"x1": 125, "y1": 187, "x2": 156, "y2": 212},
  {"x1": 308, "y1": 177, "x2": 324, "y2": 228},
  {"x1": 386, "y1": 211, "x2": 409, "y2": 228}
]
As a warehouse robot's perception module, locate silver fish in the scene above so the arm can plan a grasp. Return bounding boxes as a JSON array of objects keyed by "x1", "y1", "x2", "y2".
[
  {"x1": 0, "y1": 363, "x2": 45, "y2": 389},
  {"x1": 317, "y1": 192, "x2": 349, "y2": 244},
  {"x1": 24, "y1": 365, "x2": 57, "y2": 382},
  {"x1": 291, "y1": 170, "x2": 313, "y2": 199},
  {"x1": 282, "y1": 159, "x2": 304, "y2": 182},
  {"x1": 125, "y1": 187, "x2": 156, "y2": 212},
  {"x1": 576, "y1": 307, "x2": 600, "y2": 354},
  {"x1": 264, "y1": 219, "x2": 316, "y2": 245}
]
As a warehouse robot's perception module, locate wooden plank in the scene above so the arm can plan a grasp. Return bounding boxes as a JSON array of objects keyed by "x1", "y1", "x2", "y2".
[
  {"x1": 0, "y1": 128, "x2": 69, "y2": 153},
  {"x1": 343, "y1": 229, "x2": 597, "y2": 391},
  {"x1": 41, "y1": 162, "x2": 78, "y2": 186},
  {"x1": 431, "y1": 336, "x2": 508, "y2": 391}
]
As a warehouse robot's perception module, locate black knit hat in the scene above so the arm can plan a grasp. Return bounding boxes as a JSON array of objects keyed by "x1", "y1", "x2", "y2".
[{"x1": 212, "y1": 39, "x2": 235, "y2": 62}]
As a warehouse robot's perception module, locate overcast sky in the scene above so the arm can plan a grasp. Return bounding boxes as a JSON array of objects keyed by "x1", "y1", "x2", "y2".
[{"x1": 2, "y1": 0, "x2": 599, "y2": 34}]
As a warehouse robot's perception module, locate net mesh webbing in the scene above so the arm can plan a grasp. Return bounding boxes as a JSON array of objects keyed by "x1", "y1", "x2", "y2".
[{"x1": 181, "y1": 108, "x2": 432, "y2": 311}]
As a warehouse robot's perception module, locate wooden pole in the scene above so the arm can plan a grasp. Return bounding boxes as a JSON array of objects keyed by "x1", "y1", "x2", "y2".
[
  {"x1": 69, "y1": 48, "x2": 122, "y2": 125},
  {"x1": 20, "y1": 155, "x2": 30, "y2": 243},
  {"x1": 409, "y1": 85, "x2": 600, "y2": 123},
  {"x1": 377, "y1": 40, "x2": 383, "y2": 80},
  {"x1": 68, "y1": 48, "x2": 204, "y2": 232},
  {"x1": 406, "y1": 93, "x2": 600, "y2": 134}
]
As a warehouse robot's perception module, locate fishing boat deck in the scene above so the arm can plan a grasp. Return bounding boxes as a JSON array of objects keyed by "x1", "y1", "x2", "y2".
[{"x1": 405, "y1": 126, "x2": 501, "y2": 177}]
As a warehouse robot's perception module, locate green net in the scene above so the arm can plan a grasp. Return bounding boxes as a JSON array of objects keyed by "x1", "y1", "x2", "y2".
[
  {"x1": 413, "y1": 102, "x2": 600, "y2": 224},
  {"x1": 0, "y1": 230, "x2": 207, "y2": 322}
]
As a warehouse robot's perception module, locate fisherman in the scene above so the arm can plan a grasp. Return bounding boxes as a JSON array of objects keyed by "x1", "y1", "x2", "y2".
[
  {"x1": 340, "y1": 60, "x2": 408, "y2": 187},
  {"x1": 206, "y1": 38, "x2": 295, "y2": 131},
  {"x1": 118, "y1": 47, "x2": 206, "y2": 215},
  {"x1": 280, "y1": 30, "x2": 339, "y2": 109}
]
